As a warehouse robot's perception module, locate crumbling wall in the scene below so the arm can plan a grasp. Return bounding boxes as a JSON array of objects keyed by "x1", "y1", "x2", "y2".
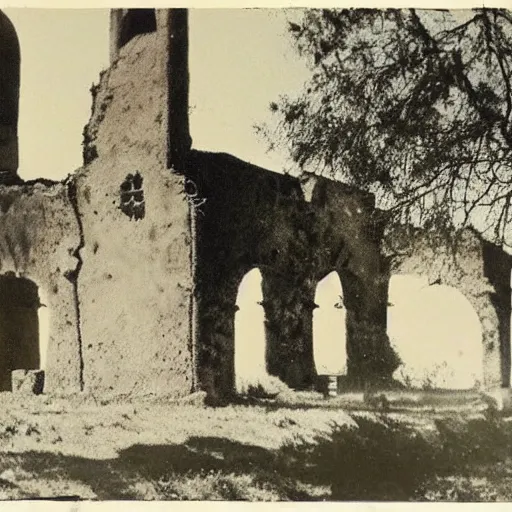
[
  {"x1": 188, "y1": 151, "x2": 396, "y2": 398},
  {"x1": 482, "y1": 241, "x2": 512, "y2": 387},
  {"x1": 389, "y1": 228, "x2": 508, "y2": 388},
  {"x1": 310, "y1": 179, "x2": 397, "y2": 388},
  {"x1": 77, "y1": 29, "x2": 194, "y2": 397},
  {"x1": 0, "y1": 182, "x2": 82, "y2": 393},
  {"x1": 188, "y1": 152, "x2": 318, "y2": 397}
]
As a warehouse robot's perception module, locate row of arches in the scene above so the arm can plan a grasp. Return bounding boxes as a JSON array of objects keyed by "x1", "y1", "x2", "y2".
[
  {"x1": 0, "y1": 269, "x2": 495, "y2": 394},
  {"x1": 234, "y1": 268, "x2": 486, "y2": 393}
]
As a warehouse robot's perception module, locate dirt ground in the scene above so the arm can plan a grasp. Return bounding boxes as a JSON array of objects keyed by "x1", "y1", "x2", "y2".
[{"x1": 0, "y1": 390, "x2": 509, "y2": 501}]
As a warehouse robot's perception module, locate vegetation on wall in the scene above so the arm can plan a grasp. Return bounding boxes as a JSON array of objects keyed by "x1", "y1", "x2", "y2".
[{"x1": 261, "y1": 9, "x2": 512, "y2": 248}]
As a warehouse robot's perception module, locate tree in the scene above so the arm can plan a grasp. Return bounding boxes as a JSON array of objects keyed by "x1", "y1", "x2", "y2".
[{"x1": 262, "y1": 8, "x2": 512, "y2": 248}]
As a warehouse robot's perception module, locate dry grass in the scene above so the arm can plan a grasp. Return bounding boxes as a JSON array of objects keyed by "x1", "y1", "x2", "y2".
[{"x1": 0, "y1": 392, "x2": 508, "y2": 500}]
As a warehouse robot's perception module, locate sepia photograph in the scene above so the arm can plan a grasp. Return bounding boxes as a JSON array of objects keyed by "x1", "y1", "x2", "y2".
[{"x1": 0, "y1": 3, "x2": 510, "y2": 503}]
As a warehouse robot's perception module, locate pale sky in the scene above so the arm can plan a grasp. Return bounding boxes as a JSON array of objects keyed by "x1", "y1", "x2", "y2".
[{"x1": 3, "y1": 8, "x2": 309, "y2": 182}]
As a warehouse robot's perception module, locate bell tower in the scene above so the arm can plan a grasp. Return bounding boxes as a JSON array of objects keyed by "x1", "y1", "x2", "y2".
[
  {"x1": 108, "y1": 8, "x2": 191, "y2": 171},
  {"x1": 0, "y1": 10, "x2": 20, "y2": 184},
  {"x1": 76, "y1": 9, "x2": 196, "y2": 397}
]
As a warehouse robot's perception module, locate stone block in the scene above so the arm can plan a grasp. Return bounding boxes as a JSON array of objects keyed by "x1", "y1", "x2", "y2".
[
  {"x1": 318, "y1": 374, "x2": 340, "y2": 398},
  {"x1": 481, "y1": 388, "x2": 512, "y2": 413},
  {"x1": 11, "y1": 369, "x2": 45, "y2": 395}
]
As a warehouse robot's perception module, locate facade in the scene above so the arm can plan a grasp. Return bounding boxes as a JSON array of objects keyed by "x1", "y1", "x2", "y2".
[{"x1": 0, "y1": 8, "x2": 509, "y2": 399}]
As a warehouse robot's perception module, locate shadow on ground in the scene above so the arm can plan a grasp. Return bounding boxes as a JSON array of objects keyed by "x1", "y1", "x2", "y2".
[{"x1": 2, "y1": 412, "x2": 512, "y2": 501}]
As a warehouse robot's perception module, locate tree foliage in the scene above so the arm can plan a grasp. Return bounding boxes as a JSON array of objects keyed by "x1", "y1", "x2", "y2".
[{"x1": 263, "y1": 9, "x2": 512, "y2": 247}]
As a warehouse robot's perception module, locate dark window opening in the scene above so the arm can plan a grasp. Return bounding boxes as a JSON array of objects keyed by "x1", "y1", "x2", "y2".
[
  {"x1": 119, "y1": 9, "x2": 157, "y2": 49},
  {"x1": 120, "y1": 172, "x2": 145, "y2": 220},
  {"x1": 0, "y1": 274, "x2": 41, "y2": 391}
]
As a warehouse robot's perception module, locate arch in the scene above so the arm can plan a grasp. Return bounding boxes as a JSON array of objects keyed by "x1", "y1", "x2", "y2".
[
  {"x1": 388, "y1": 274, "x2": 484, "y2": 389},
  {"x1": 0, "y1": 274, "x2": 43, "y2": 391},
  {"x1": 118, "y1": 9, "x2": 157, "y2": 49},
  {"x1": 313, "y1": 271, "x2": 347, "y2": 376},
  {"x1": 234, "y1": 268, "x2": 268, "y2": 393},
  {"x1": 0, "y1": 10, "x2": 20, "y2": 175}
]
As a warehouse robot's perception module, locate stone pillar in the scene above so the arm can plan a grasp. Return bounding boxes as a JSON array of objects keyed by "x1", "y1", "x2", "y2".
[
  {"x1": 109, "y1": 9, "x2": 125, "y2": 63},
  {"x1": 482, "y1": 241, "x2": 512, "y2": 387},
  {"x1": 196, "y1": 278, "x2": 238, "y2": 401},
  {"x1": 262, "y1": 272, "x2": 316, "y2": 390},
  {"x1": 0, "y1": 11, "x2": 20, "y2": 183},
  {"x1": 340, "y1": 262, "x2": 399, "y2": 390},
  {"x1": 164, "y1": 9, "x2": 192, "y2": 171}
]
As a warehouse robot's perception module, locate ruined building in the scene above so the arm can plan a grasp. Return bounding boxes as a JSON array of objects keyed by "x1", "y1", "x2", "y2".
[{"x1": 0, "y1": 8, "x2": 510, "y2": 399}]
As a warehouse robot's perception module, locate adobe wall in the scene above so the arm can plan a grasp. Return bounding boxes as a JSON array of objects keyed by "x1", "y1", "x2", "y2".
[
  {"x1": 75, "y1": 29, "x2": 194, "y2": 397},
  {"x1": 188, "y1": 151, "x2": 397, "y2": 398},
  {"x1": 0, "y1": 182, "x2": 82, "y2": 393},
  {"x1": 388, "y1": 228, "x2": 512, "y2": 388}
]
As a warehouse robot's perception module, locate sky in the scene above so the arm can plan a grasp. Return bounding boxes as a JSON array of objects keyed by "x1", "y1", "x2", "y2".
[
  {"x1": 4, "y1": 9, "x2": 110, "y2": 181},
  {"x1": 3, "y1": 8, "x2": 310, "y2": 182}
]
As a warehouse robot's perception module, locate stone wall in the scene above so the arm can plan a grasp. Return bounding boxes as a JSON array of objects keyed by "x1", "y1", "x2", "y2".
[
  {"x1": 76, "y1": 27, "x2": 194, "y2": 397},
  {"x1": 388, "y1": 227, "x2": 512, "y2": 388},
  {"x1": 482, "y1": 241, "x2": 512, "y2": 387},
  {"x1": 188, "y1": 151, "x2": 397, "y2": 398},
  {"x1": 0, "y1": 181, "x2": 82, "y2": 393}
]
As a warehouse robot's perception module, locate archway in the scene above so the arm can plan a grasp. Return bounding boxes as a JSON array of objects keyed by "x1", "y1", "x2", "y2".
[
  {"x1": 0, "y1": 10, "x2": 20, "y2": 177},
  {"x1": 0, "y1": 274, "x2": 43, "y2": 391},
  {"x1": 313, "y1": 271, "x2": 347, "y2": 377},
  {"x1": 388, "y1": 274, "x2": 484, "y2": 389},
  {"x1": 234, "y1": 268, "x2": 268, "y2": 393}
]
